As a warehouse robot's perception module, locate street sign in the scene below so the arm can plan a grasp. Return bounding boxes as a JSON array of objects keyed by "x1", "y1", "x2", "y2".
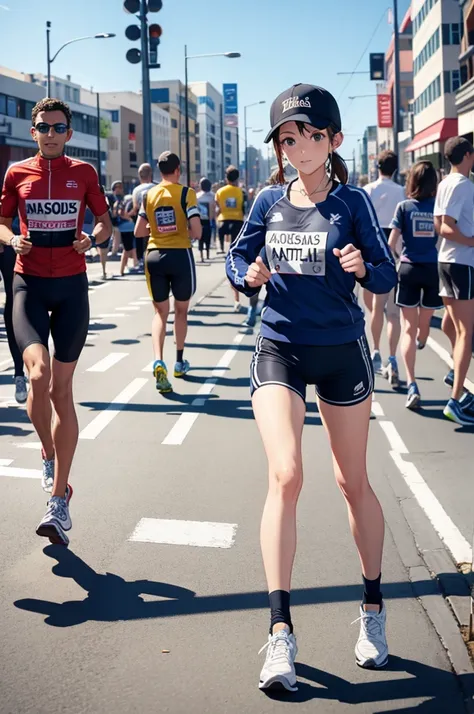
[{"x1": 223, "y1": 83, "x2": 238, "y2": 115}]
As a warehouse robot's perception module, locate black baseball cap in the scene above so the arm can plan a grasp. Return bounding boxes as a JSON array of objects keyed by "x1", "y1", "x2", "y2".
[{"x1": 264, "y1": 84, "x2": 342, "y2": 143}]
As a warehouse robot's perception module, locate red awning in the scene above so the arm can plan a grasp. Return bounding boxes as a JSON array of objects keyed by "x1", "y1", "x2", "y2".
[{"x1": 405, "y1": 118, "x2": 458, "y2": 153}]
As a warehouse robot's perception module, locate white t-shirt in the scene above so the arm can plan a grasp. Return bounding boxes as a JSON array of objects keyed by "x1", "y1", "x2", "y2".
[
  {"x1": 196, "y1": 190, "x2": 215, "y2": 221},
  {"x1": 434, "y1": 173, "x2": 474, "y2": 267},
  {"x1": 364, "y1": 177, "x2": 405, "y2": 228}
]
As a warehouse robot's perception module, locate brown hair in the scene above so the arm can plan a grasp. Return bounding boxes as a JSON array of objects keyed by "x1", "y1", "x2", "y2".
[
  {"x1": 32, "y1": 98, "x2": 72, "y2": 127},
  {"x1": 444, "y1": 136, "x2": 474, "y2": 166},
  {"x1": 405, "y1": 161, "x2": 438, "y2": 201},
  {"x1": 377, "y1": 150, "x2": 398, "y2": 177},
  {"x1": 158, "y1": 151, "x2": 180, "y2": 175},
  {"x1": 273, "y1": 122, "x2": 348, "y2": 186},
  {"x1": 226, "y1": 165, "x2": 239, "y2": 183}
]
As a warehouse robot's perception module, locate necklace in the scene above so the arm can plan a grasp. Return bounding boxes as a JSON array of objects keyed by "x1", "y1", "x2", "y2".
[{"x1": 296, "y1": 174, "x2": 331, "y2": 198}]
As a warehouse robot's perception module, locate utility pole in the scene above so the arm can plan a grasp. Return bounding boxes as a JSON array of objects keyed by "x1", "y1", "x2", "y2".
[
  {"x1": 96, "y1": 92, "x2": 103, "y2": 186},
  {"x1": 220, "y1": 101, "x2": 225, "y2": 181},
  {"x1": 184, "y1": 45, "x2": 191, "y2": 185},
  {"x1": 140, "y1": 0, "x2": 153, "y2": 166},
  {"x1": 46, "y1": 21, "x2": 52, "y2": 97},
  {"x1": 393, "y1": 0, "x2": 401, "y2": 180}
]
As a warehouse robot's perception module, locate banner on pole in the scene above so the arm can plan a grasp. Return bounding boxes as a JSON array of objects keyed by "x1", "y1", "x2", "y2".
[{"x1": 377, "y1": 94, "x2": 393, "y2": 128}]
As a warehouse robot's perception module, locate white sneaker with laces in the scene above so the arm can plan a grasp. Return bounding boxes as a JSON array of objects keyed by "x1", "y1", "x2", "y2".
[
  {"x1": 353, "y1": 604, "x2": 388, "y2": 669},
  {"x1": 36, "y1": 488, "x2": 73, "y2": 546},
  {"x1": 14, "y1": 375, "x2": 28, "y2": 404},
  {"x1": 258, "y1": 629, "x2": 298, "y2": 692},
  {"x1": 41, "y1": 452, "x2": 55, "y2": 493}
]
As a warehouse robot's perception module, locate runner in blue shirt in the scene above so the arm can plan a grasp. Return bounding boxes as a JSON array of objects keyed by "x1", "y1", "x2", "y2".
[
  {"x1": 388, "y1": 161, "x2": 443, "y2": 409},
  {"x1": 226, "y1": 84, "x2": 396, "y2": 692}
]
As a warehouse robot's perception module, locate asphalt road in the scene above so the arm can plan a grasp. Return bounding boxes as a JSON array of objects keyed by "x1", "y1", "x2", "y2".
[{"x1": 0, "y1": 251, "x2": 473, "y2": 714}]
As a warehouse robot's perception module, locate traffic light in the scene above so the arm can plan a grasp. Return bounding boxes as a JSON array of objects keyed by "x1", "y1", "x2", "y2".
[
  {"x1": 369, "y1": 53, "x2": 385, "y2": 81},
  {"x1": 149, "y1": 23, "x2": 162, "y2": 68},
  {"x1": 123, "y1": 0, "x2": 163, "y2": 67}
]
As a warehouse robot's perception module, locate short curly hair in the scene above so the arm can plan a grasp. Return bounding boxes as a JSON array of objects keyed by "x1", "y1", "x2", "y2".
[{"x1": 32, "y1": 98, "x2": 72, "y2": 127}]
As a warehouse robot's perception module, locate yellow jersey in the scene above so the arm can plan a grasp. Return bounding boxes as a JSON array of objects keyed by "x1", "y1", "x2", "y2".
[
  {"x1": 215, "y1": 185, "x2": 245, "y2": 221},
  {"x1": 144, "y1": 182, "x2": 199, "y2": 250}
]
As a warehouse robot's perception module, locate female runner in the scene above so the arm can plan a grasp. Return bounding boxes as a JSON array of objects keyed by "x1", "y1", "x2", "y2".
[{"x1": 226, "y1": 84, "x2": 397, "y2": 691}]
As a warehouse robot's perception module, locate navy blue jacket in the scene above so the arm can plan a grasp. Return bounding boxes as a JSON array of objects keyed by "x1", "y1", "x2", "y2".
[{"x1": 226, "y1": 182, "x2": 396, "y2": 345}]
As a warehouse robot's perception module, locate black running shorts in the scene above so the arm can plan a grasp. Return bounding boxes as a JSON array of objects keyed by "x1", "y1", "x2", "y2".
[
  {"x1": 121, "y1": 231, "x2": 135, "y2": 252},
  {"x1": 250, "y1": 335, "x2": 374, "y2": 405},
  {"x1": 439, "y1": 262, "x2": 474, "y2": 301},
  {"x1": 145, "y1": 248, "x2": 196, "y2": 303},
  {"x1": 218, "y1": 220, "x2": 243, "y2": 242},
  {"x1": 396, "y1": 262, "x2": 443, "y2": 309},
  {"x1": 13, "y1": 272, "x2": 90, "y2": 363}
]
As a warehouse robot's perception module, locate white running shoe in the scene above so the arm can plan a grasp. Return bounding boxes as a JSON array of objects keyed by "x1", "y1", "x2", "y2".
[
  {"x1": 41, "y1": 451, "x2": 55, "y2": 493},
  {"x1": 14, "y1": 375, "x2": 28, "y2": 404},
  {"x1": 36, "y1": 486, "x2": 73, "y2": 546},
  {"x1": 258, "y1": 629, "x2": 298, "y2": 692},
  {"x1": 353, "y1": 604, "x2": 388, "y2": 669}
]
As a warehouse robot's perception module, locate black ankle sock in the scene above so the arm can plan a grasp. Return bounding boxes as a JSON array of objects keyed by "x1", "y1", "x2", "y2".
[
  {"x1": 362, "y1": 573, "x2": 383, "y2": 606},
  {"x1": 177, "y1": 349, "x2": 184, "y2": 363},
  {"x1": 269, "y1": 590, "x2": 293, "y2": 634}
]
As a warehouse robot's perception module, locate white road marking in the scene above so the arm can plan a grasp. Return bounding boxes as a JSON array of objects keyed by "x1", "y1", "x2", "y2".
[
  {"x1": 130, "y1": 301, "x2": 146, "y2": 306},
  {"x1": 129, "y1": 518, "x2": 238, "y2": 549},
  {"x1": 192, "y1": 398, "x2": 206, "y2": 407},
  {"x1": 0, "y1": 357, "x2": 13, "y2": 370},
  {"x1": 86, "y1": 334, "x2": 99, "y2": 341},
  {"x1": 379, "y1": 421, "x2": 409, "y2": 454},
  {"x1": 87, "y1": 353, "x2": 128, "y2": 373},
  {"x1": 212, "y1": 368, "x2": 226, "y2": 378},
  {"x1": 143, "y1": 361, "x2": 154, "y2": 373},
  {"x1": 197, "y1": 379, "x2": 218, "y2": 396},
  {"x1": 14, "y1": 442, "x2": 42, "y2": 450},
  {"x1": 162, "y1": 413, "x2": 200, "y2": 445},
  {"x1": 426, "y1": 335, "x2": 474, "y2": 392},
  {"x1": 118, "y1": 306, "x2": 140, "y2": 311},
  {"x1": 390, "y1": 450, "x2": 472, "y2": 565},
  {"x1": 0, "y1": 466, "x2": 42, "y2": 479},
  {"x1": 216, "y1": 349, "x2": 238, "y2": 369},
  {"x1": 233, "y1": 333, "x2": 245, "y2": 344},
  {"x1": 0, "y1": 459, "x2": 13, "y2": 466},
  {"x1": 79, "y1": 378, "x2": 147, "y2": 440},
  {"x1": 371, "y1": 401, "x2": 384, "y2": 417},
  {"x1": 96, "y1": 313, "x2": 128, "y2": 318}
]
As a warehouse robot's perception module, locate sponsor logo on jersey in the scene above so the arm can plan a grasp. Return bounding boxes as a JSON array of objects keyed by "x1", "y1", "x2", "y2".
[
  {"x1": 329, "y1": 213, "x2": 342, "y2": 225},
  {"x1": 25, "y1": 200, "x2": 80, "y2": 231},
  {"x1": 412, "y1": 212, "x2": 434, "y2": 238},
  {"x1": 282, "y1": 96, "x2": 311, "y2": 113},
  {"x1": 66, "y1": 180, "x2": 78, "y2": 189},
  {"x1": 268, "y1": 212, "x2": 283, "y2": 224}
]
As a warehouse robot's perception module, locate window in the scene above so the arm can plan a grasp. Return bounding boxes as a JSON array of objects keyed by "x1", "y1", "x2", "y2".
[
  {"x1": 129, "y1": 151, "x2": 137, "y2": 167},
  {"x1": 25, "y1": 101, "x2": 35, "y2": 121},
  {"x1": 210, "y1": 123, "x2": 215, "y2": 135},
  {"x1": 414, "y1": 74, "x2": 441, "y2": 114},
  {"x1": 0, "y1": 94, "x2": 6, "y2": 114},
  {"x1": 7, "y1": 96, "x2": 17, "y2": 117},
  {"x1": 73, "y1": 88, "x2": 79, "y2": 103},
  {"x1": 413, "y1": 0, "x2": 439, "y2": 36},
  {"x1": 210, "y1": 137, "x2": 215, "y2": 148},
  {"x1": 171, "y1": 118, "x2": 178, "y2": 128},
  {"x1": 225, "y1": 143, "x2": 232, "y2": 154},
  {"x1": 445, "y1": 69, "x2": 461, "y2": 93},
  {"x1": 414, "y1": 28, "x2": 440, "y2": 75},
  {"x1": 129, "y1": 123, "x2": 136, "y2": 134},
  {"x1": 443, "y1": 23, "x2": 462, "y2": 46},
  {"x1": 225, "y1": 130, "x2": 231, "y2": 141},
  {"x1": 111, "y1": 110, "x2": 119, "y2": 123}
]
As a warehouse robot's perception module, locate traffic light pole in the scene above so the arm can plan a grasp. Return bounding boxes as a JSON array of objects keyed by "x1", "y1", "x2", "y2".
[
  {"x1": 393, "y1": 0, "x2": 401, "y2": 178},
  {"x1": 184, "y1": 45, "x2": 191, "y2": 186},
  {"x1": 140, "y1": 0, "x2": 153, "y2": 166}
]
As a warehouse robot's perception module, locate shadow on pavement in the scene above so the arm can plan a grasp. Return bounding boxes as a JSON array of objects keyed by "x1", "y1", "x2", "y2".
[
  {"x1": 186, "y1": 342, "x2": 254, "y2": 352},
  {"x1": 112, "y1": 339, "x2": 141, "y2": 345}
]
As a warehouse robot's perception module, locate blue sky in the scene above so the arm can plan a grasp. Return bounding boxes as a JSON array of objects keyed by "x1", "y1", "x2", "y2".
[{"x1": 0, "y1": 0, "x2": 411, "y2": 165}]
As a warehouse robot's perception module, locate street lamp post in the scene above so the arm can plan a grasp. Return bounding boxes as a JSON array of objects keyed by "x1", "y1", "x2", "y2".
[
  {"x1": 46, "y1": 22, "x2": 115, "y2": 97},
  {"x1": 184, "y1": 47, "x2": 241, "y2": 186},
  {"x1": 244, "y1": 101, "x2": 265, "y2": 188}
]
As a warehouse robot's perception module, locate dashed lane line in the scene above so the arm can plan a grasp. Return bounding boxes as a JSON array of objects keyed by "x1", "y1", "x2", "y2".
[
  {"x1": 79, "y1": 378, "x2": 148, "y2": 440},
  {"x1": 86, "y1": 353, "x2": 128, "y2": 373}
]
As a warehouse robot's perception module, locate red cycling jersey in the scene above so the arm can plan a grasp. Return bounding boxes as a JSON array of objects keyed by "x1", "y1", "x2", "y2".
[{"x1": 0, "y1": 154, "x2": 109, "y2": 278}]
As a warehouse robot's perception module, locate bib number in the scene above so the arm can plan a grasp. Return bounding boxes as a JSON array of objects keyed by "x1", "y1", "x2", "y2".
[
  {"x1": 155, "y1": 206, "x2": 177, "y2": 233},
  {"x1": 265, "y1": 230, "x2": 328, "y2": 275}
]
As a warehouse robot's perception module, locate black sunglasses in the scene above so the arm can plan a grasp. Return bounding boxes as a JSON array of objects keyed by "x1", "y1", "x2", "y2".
[{"x1": 34, "y1": 122, "x2": 69, "y2": 134}]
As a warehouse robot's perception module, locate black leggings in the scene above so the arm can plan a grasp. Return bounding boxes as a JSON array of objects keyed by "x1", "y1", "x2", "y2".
[
  {"x1": 136, "y1": 236, "x2": 148, "y2": 262},
  {"x1": 199, "y1": 223, "x2": 211, "y2": 255},
  {"x1": 0, "y1": 246, "x2": 24, "y2": 376}
]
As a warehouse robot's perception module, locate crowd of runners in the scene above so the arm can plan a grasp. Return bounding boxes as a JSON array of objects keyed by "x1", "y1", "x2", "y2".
[{"x1": 0, "y1": 83, "x2": 473, "y2": 693}]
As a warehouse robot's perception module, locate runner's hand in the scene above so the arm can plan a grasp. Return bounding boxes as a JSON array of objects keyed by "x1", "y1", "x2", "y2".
[
  {"x1": 11, "y1": 234, "x2": 32, "y2": 255},
  {"x1": 73, "y1": 233, "x2": 92, "y2": 254},
  {"x1": 245, "y1": 256, "x2": 271, "y2": 288},
  {"x1": 333, "y1": 244, "x2": 366, "y2": 279}
]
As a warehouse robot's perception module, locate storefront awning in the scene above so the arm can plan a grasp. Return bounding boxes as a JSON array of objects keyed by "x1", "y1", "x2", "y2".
[{"x1": 405, "y1": 118, "x2": 458, "y2": 153}]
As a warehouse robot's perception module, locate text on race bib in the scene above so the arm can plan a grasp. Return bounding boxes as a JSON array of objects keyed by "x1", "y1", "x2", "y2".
[
  {"x1": 412, "y1": 212, "x2": 434, "y2": 238},
  {"x1": 155, "y1": 206, "x2": 177, "y2": 233},
  {"x1": 198, "y1": 203, "x2": 210, "y2": 219},
  {"x1": 225, "y1": 198, "x2": 237, "y2": 209},
  {"x1": 265, "y1": 230, "x2": 328, "y2": 275}
]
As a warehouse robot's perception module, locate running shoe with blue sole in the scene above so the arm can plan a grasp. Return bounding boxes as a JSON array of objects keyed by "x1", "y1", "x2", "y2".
[
  {"x1": 443, "y1": 398, "x2": 474, "y2": 426},
  {"x1": 174, "y1": 360, "x2": 190, "y2": 378},
  {"x1": 406, "y1": 382, "x2": 421, "y2": 410},
  {"x1": 153, "y1": 360, "x2": 173, "y2": 393}
]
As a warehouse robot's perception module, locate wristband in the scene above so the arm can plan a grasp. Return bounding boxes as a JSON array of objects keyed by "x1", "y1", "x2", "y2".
[
  {"x1": 10, "y1": 236, "x2": 20, "y2": 250},
  {"x1": 88, "y1": 234, "x2": 96, "y2": 248}
]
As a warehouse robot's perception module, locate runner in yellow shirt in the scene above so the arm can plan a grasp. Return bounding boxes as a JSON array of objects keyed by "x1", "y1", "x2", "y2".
[
  {"x1": 215, "y1": 165, "x2": 246, "y2": 311},
  {"x1": 135, "y1": 151, "x2": 201, "y2": 392}
]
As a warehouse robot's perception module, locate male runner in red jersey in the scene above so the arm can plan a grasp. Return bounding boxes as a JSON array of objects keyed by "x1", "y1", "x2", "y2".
[{"x1": 0, "y1": 98, "x2": 112, "y2": 546}]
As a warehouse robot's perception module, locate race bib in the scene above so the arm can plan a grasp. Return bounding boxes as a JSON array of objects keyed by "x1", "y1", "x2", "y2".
[
  {"x1": 412, "y1": 212, "x2": 434, "y2": 238},
  {"x1": 155, "y1": 206, "x2": 177, "y2": 233},
  {"x1": 225, "y1": 197, "x2": 237, "y2": 209},
  {"x1": 266, "y1": 230, "x2": 328, "y2": 275},
  {"x1": 198, "y1": 203, "x2": 209, "y2": 219}
]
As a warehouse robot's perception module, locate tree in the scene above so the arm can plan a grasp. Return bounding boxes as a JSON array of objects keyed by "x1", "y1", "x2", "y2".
[{"x1": 100, "y1": 117, "x2": 112, "y2": 139}]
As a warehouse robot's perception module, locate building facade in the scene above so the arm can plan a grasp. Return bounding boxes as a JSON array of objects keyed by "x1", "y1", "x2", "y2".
[
  {"x1": 407, "y1": 0, "x2": 462, "y2": 169},
  {"x1": 360, "y1": 126, "x2": 378, "y2": 181},
  {"x1": 150, "y1": 79, "x2": 198, "y2": 185},
  {"x1": 456, "y1": 0, "x2": 474, "y2": 143},
  {"x1": 0, "y1": 67, "x2": 107, "y2": 182}
]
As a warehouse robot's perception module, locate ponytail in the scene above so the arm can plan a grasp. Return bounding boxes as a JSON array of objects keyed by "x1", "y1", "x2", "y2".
[{"x1": 329, "y1": 151, "x2": 348, "y2": 184}]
